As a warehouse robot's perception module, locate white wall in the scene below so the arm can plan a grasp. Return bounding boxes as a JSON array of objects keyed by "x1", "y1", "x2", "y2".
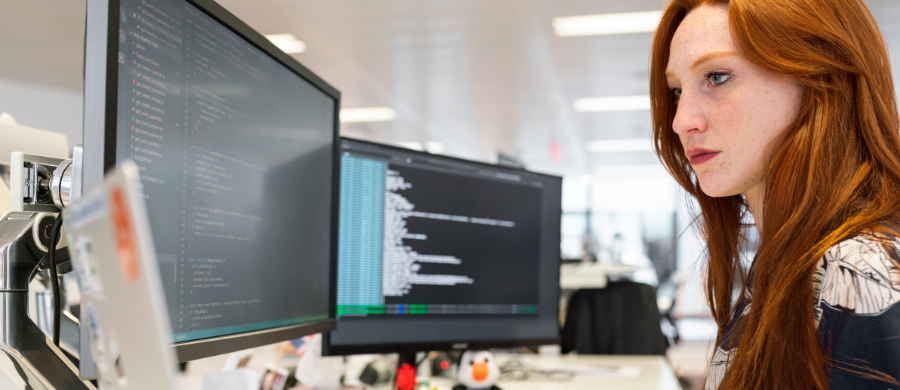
[{"x1": 0, "y1": 78, "x2": 82, "y2": 151}]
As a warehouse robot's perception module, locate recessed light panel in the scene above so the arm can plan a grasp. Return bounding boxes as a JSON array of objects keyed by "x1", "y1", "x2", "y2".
[
  {"x1": 340, "y1": 107, "x2": 397, "y2": 123},
  {"x1": 265, "y1": 33, "x2": 306, "y2": 54},
  {"x1": 553, "y1": 11, "x2": 663, "y2": 37},
  {"x1": 396, "y1": 142, "x2": 423, "y2": 151},
  {"x1": 574, "y1": 95, "x2": 651, "y2": 112},
  {"x1": 586, "y1": 138, "x2": 652, "y2": 153}
]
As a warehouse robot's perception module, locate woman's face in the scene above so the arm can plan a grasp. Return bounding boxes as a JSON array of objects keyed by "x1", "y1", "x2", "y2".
[{"x1": 665, "y1": 4, "x2": 803, "y2": 199}]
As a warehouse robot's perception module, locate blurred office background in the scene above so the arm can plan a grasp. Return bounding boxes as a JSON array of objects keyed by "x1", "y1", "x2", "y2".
[{"x1": 2, "y1": 0, "x2": 899, "y2": 385}]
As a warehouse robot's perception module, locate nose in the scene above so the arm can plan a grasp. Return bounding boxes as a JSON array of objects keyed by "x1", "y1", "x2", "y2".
[
  {"x1": 472, "y1": 362, "x2": 489, "y2": 381},
  {"x1": 671, "y1": 90, "x2": 706, "y2": 137}
]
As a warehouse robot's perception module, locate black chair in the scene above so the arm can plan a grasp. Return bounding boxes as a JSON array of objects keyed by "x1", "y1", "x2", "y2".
[{"x1": 561, "y1": 281, "x2": 668, "y2": 355}]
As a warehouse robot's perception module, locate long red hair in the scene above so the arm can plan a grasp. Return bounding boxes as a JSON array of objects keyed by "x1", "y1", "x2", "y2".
[{"x1": 650, "y1": 0, "x2": 900, "y2": 388}]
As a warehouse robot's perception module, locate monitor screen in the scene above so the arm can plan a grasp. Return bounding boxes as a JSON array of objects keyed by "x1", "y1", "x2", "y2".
[
  {"x1": 325, "y1": 138, "x2": 561, "y2": 355},
  {"x1": 84, "y1": 0, "x2": 339, "y2": 361}
]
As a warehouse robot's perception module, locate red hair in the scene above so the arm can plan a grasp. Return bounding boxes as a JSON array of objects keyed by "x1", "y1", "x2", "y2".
[{"x1": 650, "y1": 0, "x2": 900, "y2": 388}]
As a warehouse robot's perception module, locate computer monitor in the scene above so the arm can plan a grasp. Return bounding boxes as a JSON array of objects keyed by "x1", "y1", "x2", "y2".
[
  {"x1": 82, "y1": 0, "x2": 339, "y2": 363},
  {"x1": 324, "y1": 138, "x2": 562, "y2": 356}
]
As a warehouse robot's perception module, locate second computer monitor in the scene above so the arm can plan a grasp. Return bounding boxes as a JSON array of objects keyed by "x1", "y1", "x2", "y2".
[{"x1": 325, "y1": 138, "x2": 562, "y2": 355}]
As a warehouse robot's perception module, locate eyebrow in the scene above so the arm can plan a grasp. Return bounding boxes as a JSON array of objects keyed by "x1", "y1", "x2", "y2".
[{"x1": 665, "y1": 50, "x2": 739, "y2": 79}]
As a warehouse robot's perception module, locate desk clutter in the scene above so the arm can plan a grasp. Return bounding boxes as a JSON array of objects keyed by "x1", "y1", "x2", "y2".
[{"x1": 181, "y1": 342, "x2": 676, "y2": 390}]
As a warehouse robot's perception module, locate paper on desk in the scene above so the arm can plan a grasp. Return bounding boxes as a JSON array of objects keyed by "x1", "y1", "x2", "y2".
[{"x1": 544, "y1": 363, "x2": 641, "y2": 378}]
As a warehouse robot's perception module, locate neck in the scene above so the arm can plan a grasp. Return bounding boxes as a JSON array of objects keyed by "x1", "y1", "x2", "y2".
[{"x1": 744, "y1": 185, "x2": 764, "y2": 235}]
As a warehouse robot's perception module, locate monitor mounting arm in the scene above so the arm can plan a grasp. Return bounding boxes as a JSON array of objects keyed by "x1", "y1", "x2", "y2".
[{"x1": 0, "y1": 146, "x2": 93, "y2": 389}]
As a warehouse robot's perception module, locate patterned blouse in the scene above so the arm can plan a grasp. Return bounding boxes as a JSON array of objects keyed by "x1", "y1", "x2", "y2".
[{"x1": 706, "y1": 234, "x2": 900, "y2": 389}]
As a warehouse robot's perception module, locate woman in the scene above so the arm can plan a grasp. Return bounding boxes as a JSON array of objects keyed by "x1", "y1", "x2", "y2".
[{"x1": 650, "y1": 0, "x2": 900, "y2": 388}]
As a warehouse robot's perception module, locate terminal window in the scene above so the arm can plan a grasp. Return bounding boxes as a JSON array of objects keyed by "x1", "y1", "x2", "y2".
[
  {"x1": 337, "y1": 141, "x2": 543, "y2": 316},
  {"x1": 115, "y1": 0, "x2": 334, "y2": 342}
]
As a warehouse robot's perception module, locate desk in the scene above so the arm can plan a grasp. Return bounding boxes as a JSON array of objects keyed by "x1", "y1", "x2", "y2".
[
  {"x1": 498, "y1": 354, "x2": 680, "y2": 390},
  {"x1": 406, "y1": 354, "x2": 680, "y2": 390},
  {"x1": 560, "y1": 263, "x2": 644, "y2": 289},
  {"x1": 180, "y1": 346, "x2": 681, "y2": 390}
]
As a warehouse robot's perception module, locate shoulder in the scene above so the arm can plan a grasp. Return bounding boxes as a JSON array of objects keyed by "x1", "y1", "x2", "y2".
[
  {"x1": 813, "y1": 232, "x2": 900, "y2": 318},
  {"x1": 705, "y1": 347, "x2": 731, "y2": 390}
]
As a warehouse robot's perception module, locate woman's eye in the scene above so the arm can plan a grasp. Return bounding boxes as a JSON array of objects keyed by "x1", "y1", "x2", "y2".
[
  {"x1": 671, "y1": 88, "x2": 682, "y2": 100},
  {"x1": 706, "y1": 72, "x2": 730, "y2": 86}
]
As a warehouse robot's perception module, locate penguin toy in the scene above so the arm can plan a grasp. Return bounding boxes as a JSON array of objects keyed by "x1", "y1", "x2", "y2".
[{"x1": 453, "y1": 350, "x2": 501, "y2": 390}]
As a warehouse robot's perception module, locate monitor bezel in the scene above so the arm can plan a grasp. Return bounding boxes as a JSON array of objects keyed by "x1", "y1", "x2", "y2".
[
  {"x1": 323, "y1": 137, "x2": 562, "y2": 356},
  {"x1": 83, "y1": 0, "x2": 340, "y2": 363}
]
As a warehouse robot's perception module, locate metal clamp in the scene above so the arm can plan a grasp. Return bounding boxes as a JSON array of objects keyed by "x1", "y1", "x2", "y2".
[{"x1": 50, "y1": 159, "x2": 73, "y2": 209}]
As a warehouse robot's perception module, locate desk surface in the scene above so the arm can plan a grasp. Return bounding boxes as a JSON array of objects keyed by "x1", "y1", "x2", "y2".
[
  {"x1": 380, "y1": 354, "x2": 680, "y2": 390},
  {"x1": 560, "y1": 263, "x2": 645, "y2": 289},
  {"x1": 495, "y1": 355, "x2": 680, "y2": 390},
  {"x1": 180, "y1": 346, "x2": 681, "y2": 390}
]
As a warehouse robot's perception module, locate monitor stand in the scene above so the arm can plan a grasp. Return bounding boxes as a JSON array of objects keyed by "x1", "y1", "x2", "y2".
[
  {"x1": 0, "y1": 212, "x2": 92, "y2": 389},
  {"x1": 395, "y1": 352, "x2": 419, "y2": 390}
]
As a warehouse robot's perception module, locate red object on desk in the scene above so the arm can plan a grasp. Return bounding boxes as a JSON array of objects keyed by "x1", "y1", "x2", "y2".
[{"x1": 396, "y1": 363, "x2": 417, "y2": 390}]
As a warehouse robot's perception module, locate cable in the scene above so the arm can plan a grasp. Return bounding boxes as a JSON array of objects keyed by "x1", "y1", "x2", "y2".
[
  {"x1": 498, "y1": 355, "x2": 575, "y2": 382},
  {"x1": 48, "y1": 213, "x2": 64, "y2": 347},
  {"x1": 415, "y1": 354, "x2": 429, "y2": 368}
]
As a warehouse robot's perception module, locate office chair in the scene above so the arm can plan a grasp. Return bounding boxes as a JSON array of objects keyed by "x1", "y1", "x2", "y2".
[{"x1": 561, "y1": 281, "x2": 668, "y2": 355}]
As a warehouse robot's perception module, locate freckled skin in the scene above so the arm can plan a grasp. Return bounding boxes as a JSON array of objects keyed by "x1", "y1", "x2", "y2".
[{"x1": 666, "y1": 4, "x2": 803, "y2": 220}]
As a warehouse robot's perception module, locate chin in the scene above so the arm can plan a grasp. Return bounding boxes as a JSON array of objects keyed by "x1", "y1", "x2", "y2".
[{"x1": 697, "y1": 177, "x2": 742, "y2": 198}]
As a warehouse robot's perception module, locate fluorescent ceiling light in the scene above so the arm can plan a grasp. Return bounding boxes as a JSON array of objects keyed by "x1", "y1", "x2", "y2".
[
  {"x1": 574, "y1": 95, "x2": 650, "y2": 112},
  {"x1": 339, "y1": 107, "x2": 397, "y2": 123},
  {"x1": 594, "y1": 164, "x2": 667, "y2": 177},
  {"x1": 553, "y1": 11, "x2": 663, "y2": 37},
  {"x1": 426, "y1": 141, "x2": 445, "y2": 154},
  {"x1": 587, "y1": 138, "x2": 652, "y2": 153},
  {"x1": 265, "y1": 33, "x2": 306, "y2": 54},
  {"x1": 396, "y1": 142, "x2": 423, "y2": 151}
]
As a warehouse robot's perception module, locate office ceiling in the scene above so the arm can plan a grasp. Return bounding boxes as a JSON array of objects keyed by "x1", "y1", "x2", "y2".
[{"x1": 2, "y1": 0, "x2": 900, "y2": 177}]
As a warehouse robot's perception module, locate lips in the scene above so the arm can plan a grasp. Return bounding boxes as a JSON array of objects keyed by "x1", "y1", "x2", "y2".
[{"x1": 685, "y1": 148, "x2": 721, "y2": 165}]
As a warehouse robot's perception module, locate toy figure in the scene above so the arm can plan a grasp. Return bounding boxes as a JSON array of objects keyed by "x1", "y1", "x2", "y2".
[{"x1": 453, "y1": 350, "x2": 501, "y2": 390}]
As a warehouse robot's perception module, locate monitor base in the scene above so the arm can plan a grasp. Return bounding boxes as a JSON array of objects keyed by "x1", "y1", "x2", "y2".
[{"x1": 396, "y1": 352, "x2": 418, "y2": 390}]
